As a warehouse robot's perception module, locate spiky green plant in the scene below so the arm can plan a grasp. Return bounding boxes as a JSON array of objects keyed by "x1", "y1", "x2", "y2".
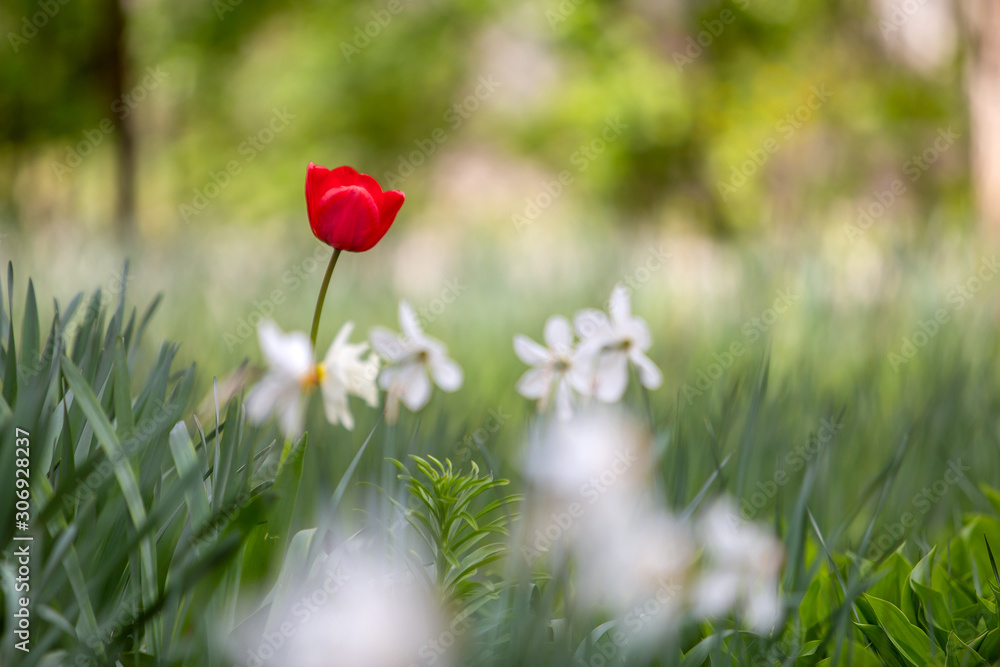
[{"x1": 392, "y1": 455, "x2": 519, "y2": 609}]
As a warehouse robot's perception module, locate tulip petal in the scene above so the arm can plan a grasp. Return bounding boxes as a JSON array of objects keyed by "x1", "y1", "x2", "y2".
[
  {"x1": 379, "y1": 190, "x2": 405, "y2": 229},
  {"x1": 314, "y1": 186, "x2": 380, "y2": 251}
]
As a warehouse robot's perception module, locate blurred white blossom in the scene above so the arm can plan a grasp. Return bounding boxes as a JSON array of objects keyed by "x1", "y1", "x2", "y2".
[
  {"x1": 574, "y1": 285, "x2": 662, "y2": 402},
  {"x1": 369, "y1": 301, "x2": 463, "y2": 423},
  {"x1": 693, "y1": 499, "x2": 785, "y2": 634},
  {"x1": 246, "y1": 320, "x2": 380, "y2": 437},
  {"x1": 513, "y1": 314, "x2": 591, "y2": 421},
  {"x1": 319, "y1": 322, "x2": 380, "y2": 431}
]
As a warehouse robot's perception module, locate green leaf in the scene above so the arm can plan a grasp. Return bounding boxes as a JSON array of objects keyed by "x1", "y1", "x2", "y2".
[{"x1": 864, "y1": 594, "x2": 940, "y2": 666}]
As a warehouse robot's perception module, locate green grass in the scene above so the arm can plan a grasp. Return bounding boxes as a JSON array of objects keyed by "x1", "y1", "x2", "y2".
[{"x1": 2, "y1": 235, "x2": 1000, "y2": 665}]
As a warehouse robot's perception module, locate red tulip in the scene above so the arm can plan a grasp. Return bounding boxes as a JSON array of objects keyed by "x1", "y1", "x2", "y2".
[{"x1": 305, "y1": 162, "x2": 405, "y2": 252}]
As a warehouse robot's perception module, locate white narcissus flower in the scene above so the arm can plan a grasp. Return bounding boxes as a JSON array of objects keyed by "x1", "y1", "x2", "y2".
[
  {"x1": 246, "y1": 321, "x2": 316, "y2": 438},
  {"x1": 246, "y1": 320, "x2": 380, "y2": 438},
  {"x1": 574, "y1": 284, "x2": 663, "y2": 403},
  {"x1": 513, "y1": 315, "x2": 591, "y2": 421},
  {"x1": 693, "y1": 499, "x2": 785, "y2": 634},
  {"x1": 319, "y1": 322, "x2": 380, "y2": 431},
  {"x1": 369, "y1": 301, "x2": 463, "y2": 423}
]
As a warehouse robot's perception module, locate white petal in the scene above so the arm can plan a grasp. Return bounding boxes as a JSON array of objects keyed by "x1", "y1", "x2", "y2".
[
  {"x1": 320, "y1": 375, "x2": 354, "y2": 430},
  {"x1": 543, "y1": 315, "x2": 574, "y2": 353},
  {"x1": 574, "y1": 309, "x2": 612, "y2": 343},
  {"x1": 513, "y1": 334, "x2": 550, "y2": 365},
  {"x1": 276, "y1": 395, "x2": 306, "y2": 440},
  {"x1": 593, "y1": 351, "x2": 629, "y2": 403},
  {"x1": 398, "y1": 301, "x2": 424, "y2": 341},
  {"x1": 630, "y1": 350, "x2": 663, "y2": 389},
  {"x1": 399, "y1": 364, "x2": 433, "y2": 412},
  {"x1": 245, "y1": 373, "x2": 293, "y2": 424},
  {"x1": 516, "y1": 367, "x2": 552, "y2": 399},
  {"x1": 258, "y1": 320, "x2": 314, "y2": 377},
  {"x1": 693, "y1": 570, "x2": 741, "y2": 618},
  {"x1": 608, "y1": 284, "x2": 632, "y2": 328},
  {"x1": 328, "y1": 321, "x2": 355, "y2": 353},
  {"x1": 622, "y1": 316, "x2": 652, "y2": 351},
  {"x1": 369, "y1": 327, "x2": 407, "y2": 361},
  {"x1": 554, "y1": 377, "x2": 574, "y2": 421},
  {"x1": 429, "y1": 354, "x2": 463, "y2": 392},
  {"x1": 745, "y1": 587, "x2": 782, "y2": 634}
]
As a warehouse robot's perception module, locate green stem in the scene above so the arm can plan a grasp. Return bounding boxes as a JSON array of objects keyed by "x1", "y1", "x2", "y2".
[{"x1": 310, "y1": 248, "x2": 342, "y2": 348}]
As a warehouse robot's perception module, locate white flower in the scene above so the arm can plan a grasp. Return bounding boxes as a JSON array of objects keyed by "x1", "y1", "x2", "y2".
[
  {"x1": 246, "y1": 320, "x2": 380, "y2": 437},
  {"x1": 245, "y1": 321, "x2": 315, "y2": 438},
  {"x1": 319, "y1": 322, "x2": 380, "y2": 431},
  {"x1": 519, "y1": 409, "x2": 654, "y2": 567},
  {"x1": 692, "y1": 499, "x2": 785, "y2": 634},
  {"x1": 574, "y1": 285, "x2": 663, "y2": 403},
  {"x1": 573, "y1": 506, "x2": 694, "y2": 632},
  {"x1": 522, "y1": 408, "x2": 650, "y2": 503},
  {"x1": 513, "y1": 315, "x2": 591, "y2": 421},
  {"x1": 262, "y1": 558, "x2": 445, "y2": 667},
  {"x1": 369, "y1": 301, "x2": 463, "y2": 423}
]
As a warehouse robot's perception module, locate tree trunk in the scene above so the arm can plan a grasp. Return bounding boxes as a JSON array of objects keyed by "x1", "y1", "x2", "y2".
[{"x1": 108, "y1": 0, "x2": 134, "y2": 237}]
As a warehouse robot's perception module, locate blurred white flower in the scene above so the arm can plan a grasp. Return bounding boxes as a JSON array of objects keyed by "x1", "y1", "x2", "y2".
[
  {"x1": 513, "y1": 315, "x2": 591, "y2": 421},
  {"x1": 693, "y1": 499, "x2": 785, "y2": 634},
  {"x1": 574, "y1": 285, "x2": 662, "y2": 403},
  {"x1": 246, "y1": 321, "x2": 316, "y2": 438},
  {"x1": 522, "y1": 408, "x2": 650, "y2": 503},
  {"x1": 246, "y1": 320, "x2": 381, "y2": 437},
  {"x1": 369, "y1": 301, "x2": 463, "y2": 423},
  {"x1": 319, "y1": 322, "x2": 380, "y2": 431},
  {"x1": 275, "y1": 561, "x2": 445, "y2": 667},
  {"x1": 573, "y1": 505, "x2": 694, "y2": 627}
]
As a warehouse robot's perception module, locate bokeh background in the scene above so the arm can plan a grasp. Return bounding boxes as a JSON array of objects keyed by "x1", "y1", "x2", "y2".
[{"x1": 3, "y1": 0, "x2": 1000, "y2": 530}]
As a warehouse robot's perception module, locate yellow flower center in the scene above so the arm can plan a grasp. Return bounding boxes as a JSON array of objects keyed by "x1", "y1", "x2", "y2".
[{"x1": 301, "y1": 364, "x2": 325, "y2": 390}]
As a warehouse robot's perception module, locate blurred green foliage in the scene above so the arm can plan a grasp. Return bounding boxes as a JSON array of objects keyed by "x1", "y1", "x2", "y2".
[{"x1": 0, "y1": 0, "x2": 971, "y2": 233}]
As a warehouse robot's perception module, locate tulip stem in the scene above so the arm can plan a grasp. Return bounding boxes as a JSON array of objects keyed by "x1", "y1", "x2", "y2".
[{"x1": 310, "y1": 248, "x2": 342, "y2": 348}]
